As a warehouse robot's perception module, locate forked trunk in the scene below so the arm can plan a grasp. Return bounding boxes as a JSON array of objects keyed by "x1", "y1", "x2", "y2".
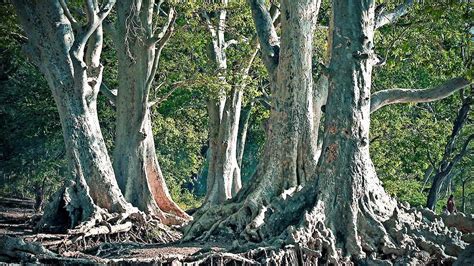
[
  {"x1": 13, "y1": 0, "x2": 134, "y2": 231},
  {"x1": 201, "y1": 5, "x2": 245, "y2": 205},
  {"x1": 113, "y1": 0, "x2": 189, "y2": 224}
]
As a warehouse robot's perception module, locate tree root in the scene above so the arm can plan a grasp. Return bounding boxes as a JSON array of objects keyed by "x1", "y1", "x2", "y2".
[
  {"x1": 185, "y1": 181, "x2": 472, "y2": 264},
  {"x1": 0, "y1": 235, "x2": 58, "y2": 263}
]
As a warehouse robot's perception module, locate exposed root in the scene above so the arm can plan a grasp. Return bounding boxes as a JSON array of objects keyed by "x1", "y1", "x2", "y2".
[
  {"x1": 185, "y1": 179, "x2": 472, "y2": 264},
  {"x1": 0, "y1": 180, "x2": 180, "y2": 263},
  {"x1": 0, "y1": 235, "x2": 58, "y2": 263}
]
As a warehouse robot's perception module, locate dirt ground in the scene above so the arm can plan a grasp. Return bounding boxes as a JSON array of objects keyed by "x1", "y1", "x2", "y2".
[{"x1": 0, "y1": 197, "x2": 245, "y2": 264}]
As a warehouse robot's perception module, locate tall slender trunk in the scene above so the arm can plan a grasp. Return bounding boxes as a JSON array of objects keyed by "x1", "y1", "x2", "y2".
[
  {"x1": 201, "y1": 4, "x2": 248, "y2": 205},
  {"x1": 237, "y1": 102, "x2": 253, "y2": 168},
  {"x1": 426, "y1": 96, "x2": 471, "y2": 210}
]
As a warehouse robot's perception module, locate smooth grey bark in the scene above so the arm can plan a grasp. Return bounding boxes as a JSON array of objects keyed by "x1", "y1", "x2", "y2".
[
  {"x1": 201, "y1": 2, "x2": 242, "y2": 205},
  {"x1": 234, "y1": 0, "x2": 320, "y2": 202},
  {"x1": 202, "y1": 2, "x2": 261, "y2": 205},
  {"x1": 13, "y1": 0, "x2": 133, "y2": 230},
  {"x1": 371, "y1": 77, "x2": 471, "y2": 113},
  {"x1": 426, "y1": 95, "x2": 473, "y2": 210},
  {"x1": 113, "y1": 0, "x2": 189, "y2": 224},
  {"x1": 237, "y1": 102, "x2": 254, "y2": 168}
]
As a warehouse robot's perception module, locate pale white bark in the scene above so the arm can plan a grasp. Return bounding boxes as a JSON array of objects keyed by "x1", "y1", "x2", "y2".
[
  {"x1": 13, "y1": 0, "x2": 133, "y2": 229},
  {"x1": 375, "y1": 0, "x2": 414, "y2": 29},
  {"x1": 202, "y1": 1, "x2": 257, "y2": 205}
]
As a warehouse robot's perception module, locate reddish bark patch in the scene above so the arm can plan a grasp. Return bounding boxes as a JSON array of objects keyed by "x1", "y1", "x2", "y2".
[
  {"x1": 328, "y1": 125, "x2": 338, "y2": 134},
  {"x1": 326, "y1": 143, "x2": 338, "y2": 163}
]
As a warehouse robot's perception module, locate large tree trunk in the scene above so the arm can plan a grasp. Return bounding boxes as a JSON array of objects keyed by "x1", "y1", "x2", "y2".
[
  {"x1": 185, "y1": 0, "x2": 321, "y2": 240},
  {"x1": 426, "y1": 96, "x2": 472, "y2": 210},
  {"x1": 236, "y1": 0, "x2": 319, "y2": 200},
  {"x1": 13, "y1": 0, "x2": 135, "y2": 232},
  {"x1": 113, "y1": 0, "x2": 189, "y2": 224}
]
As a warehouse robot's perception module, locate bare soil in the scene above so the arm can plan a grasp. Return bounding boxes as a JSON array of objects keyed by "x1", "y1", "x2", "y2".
[{"x1": 0, "y1": 197, "x2": 240, "y2": 264}]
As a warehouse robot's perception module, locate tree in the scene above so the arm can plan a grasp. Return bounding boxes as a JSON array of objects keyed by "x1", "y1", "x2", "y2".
[
  {"x1": 186, "y1": 0, "x2": 321, "y2": 240},
  {"x1": 200, "y1": 0, "x2": 243, "y2": 205},
  {"x1": 200, "y1": 1, "x2": 265, "y2": 205},
  {"x1": 426, "y1": 93, "x2": 473, "y2": 210},
  {"x1": 105, "y1": 0, "x2": 190, "y2": 224},
  {"x1": 12, "y1": 0, "x2": 135, "y2": 231},
  {"x1": 185, "y1": 0, "x2": 470, "y2": 263}
]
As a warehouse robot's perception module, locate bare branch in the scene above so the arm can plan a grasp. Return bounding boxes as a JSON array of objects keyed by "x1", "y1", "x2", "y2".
[
  {"x1": 72, "y1": 0, "x2": 116, "y2": 57},
  {"x1": 148, "y1": 80, "x2": 186, "y2": 108},
  {"x1": 224, "y1": 39, "x2": 238, "y2": 49},
  {"x1": 248, "y1": 0, "x2": 280, "y2": 75},
  {"x1": 156, "y1": 8, "x2": 177, "y2": 49},
  {"x1": 99, "y1": 82, "x2": 117, "y2": 105},
  {"x1": 375, "y1": 0, "x2": 414, "y2": 29},
  {"x1": 370, "y1": 77, "x2": 471, "y2": 113},
  {"x1": 59, "y1": 0, "x2": 80, "y2": 29},
  {"x1": 442, "y1": 134, "x2": 474, "y2": 176},
  {"x1": 146, "y1": 7, "x2": 177, "y2": 90},
  {"x1": 148, "y1": 7, "x2": 177, "y2": 46}
]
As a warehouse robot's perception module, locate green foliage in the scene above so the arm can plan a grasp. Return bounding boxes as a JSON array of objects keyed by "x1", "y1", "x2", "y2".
[
  {"x1": 0, "y1": 5, "x2": 66, "y2": 199},
  {"x1": 371, "y1": 1, "x2": 473, "y2": 213}
]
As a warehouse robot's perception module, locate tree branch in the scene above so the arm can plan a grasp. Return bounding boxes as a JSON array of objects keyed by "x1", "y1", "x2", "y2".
[
  {"x1": 99, "y1": 83, "x2": 117, "y2": 105},
  {"x1": 146, "y1": 7, "x2": 177, "y2": 90},
  {"x1": 248, "y1": 0, "x2": 279, "y2": 75},
  {"x1": 370, "y1": 77, "x2": 471, "y2": 113},
  {"x1": 375, "y1": 0, "x2": 414, "y2": 29},
  {"x1": 148, "y1": 7, "x2": 177, "y2": 46},
  {"x1": 59, "y1": 0, "x2": 80, "y2": 29},
  {"x1": 148, "y1": 80, "x2": 187, "y2": 108},
  {"x1": 72, "y1": 0, "x2": 115, "y2": 58},
  {"x1": 444, "y1": 134, "x2": 474, "y2": 175}
]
